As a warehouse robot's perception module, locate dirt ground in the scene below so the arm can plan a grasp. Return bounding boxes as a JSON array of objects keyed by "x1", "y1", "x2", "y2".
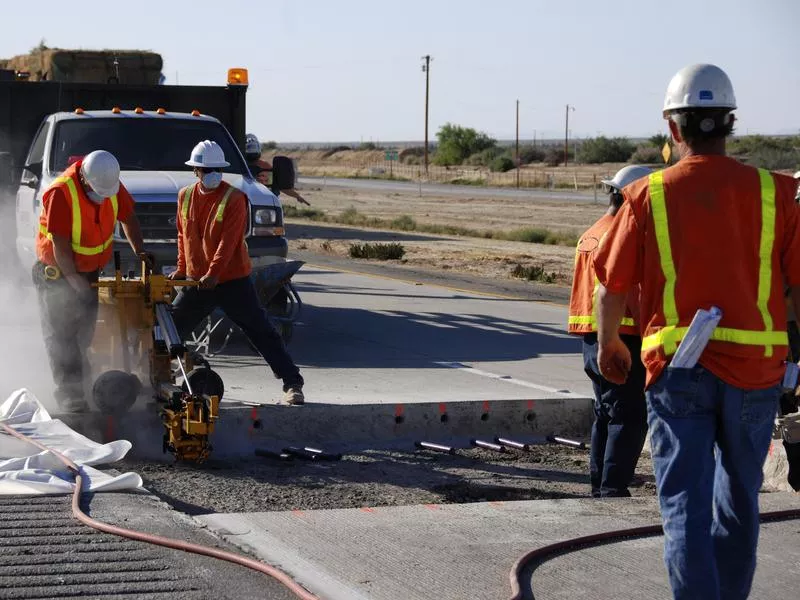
[
  {"x1": 286, "y1": 184, "x2": 607, "y2": 286},
  {"x1": 120, "y1": 444, "x2": 656, "y2": 514}
]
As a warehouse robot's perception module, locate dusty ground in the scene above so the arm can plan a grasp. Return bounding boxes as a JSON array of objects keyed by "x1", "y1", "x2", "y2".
[
  {"x1": 120, "y1": 444, "x2": 656, "y2": 514},
  {"x1": 285, "y1": 184, "x2": 606, "y2": 286}
]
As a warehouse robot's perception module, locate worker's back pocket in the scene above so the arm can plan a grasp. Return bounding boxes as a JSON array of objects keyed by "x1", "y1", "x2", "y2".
[{"x1": 648, "y1": 365, "x2": 712, "y2": 418}]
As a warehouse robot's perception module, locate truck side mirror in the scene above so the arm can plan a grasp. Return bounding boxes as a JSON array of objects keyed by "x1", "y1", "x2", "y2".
[
  {"x1": 271, "y1": 156, "x2": 296, "y2": 191},
  {"x1": 25, "y1": 161, "x2": 42, "y2": 179},
  {"x1": 21, "y1": 166, "x2": 40, "y2": 189}
]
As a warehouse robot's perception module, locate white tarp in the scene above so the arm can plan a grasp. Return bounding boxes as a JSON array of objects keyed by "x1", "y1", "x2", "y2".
[{"x1": 0, "y1": 389, "x2": 142, "y2": 495}]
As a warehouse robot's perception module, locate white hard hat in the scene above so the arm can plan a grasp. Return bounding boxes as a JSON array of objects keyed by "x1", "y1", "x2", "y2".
[
  {"x1": 663, "y1": 64, "x2": 737, "y2": 115},
  {"x1": 80, "y1": 150, "x2": 120, "y2": 198},
  {"x1": 245, "y1": 133, "x2": 260, "y2": 156},
  {"x1": 185, "y1": 140, "x2": 230, "y2": 168},
  {"x1": 601, "y1": 165, "x2": 653, "y2": 192}
]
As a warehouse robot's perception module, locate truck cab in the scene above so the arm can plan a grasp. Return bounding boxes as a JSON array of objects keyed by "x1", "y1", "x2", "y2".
[{"x1": 15, "y1": 108, "x2": 286, "y2": 273}]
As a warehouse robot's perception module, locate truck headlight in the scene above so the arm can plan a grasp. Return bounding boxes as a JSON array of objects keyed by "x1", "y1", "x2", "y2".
[{"x1": 254, "y1": 208, "x2": 278, "y2": 225}]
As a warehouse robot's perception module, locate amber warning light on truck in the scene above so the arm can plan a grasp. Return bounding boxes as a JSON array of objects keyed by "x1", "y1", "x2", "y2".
[{"x1": 227, "y1": 68, "x2": 248, "y2": 86}]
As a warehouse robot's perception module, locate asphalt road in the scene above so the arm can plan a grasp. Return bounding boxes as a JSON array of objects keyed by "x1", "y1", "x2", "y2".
[{"x1": 298, "y1": 175, "x2": 597, "y2": 203}]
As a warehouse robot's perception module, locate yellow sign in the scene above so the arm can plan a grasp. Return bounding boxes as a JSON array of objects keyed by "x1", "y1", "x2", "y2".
[{"x1": 661, "y1": 142, "x2": 672, "y2": 164}]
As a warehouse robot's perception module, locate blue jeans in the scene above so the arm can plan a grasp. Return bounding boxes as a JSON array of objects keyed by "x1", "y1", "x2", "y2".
[
  {"x1": 171, "y1": 276, "x2": 303, "y2": 391},
  {"x1": 647, "y1": 366, "x2": 779, "y2": 600},
  {"x1": 583, "y1": 333, "x2": 648, "y2": 497}
]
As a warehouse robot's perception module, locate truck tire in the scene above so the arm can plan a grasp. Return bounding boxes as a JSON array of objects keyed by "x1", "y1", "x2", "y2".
[{"x1": 271, "y1": 155, "x2": 296, "y2": 191}]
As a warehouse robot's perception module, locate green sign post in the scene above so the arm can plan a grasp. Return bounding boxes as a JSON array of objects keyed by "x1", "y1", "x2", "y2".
[{"x1": 384, "y1": 150, "x2": 399, "y2": 177}]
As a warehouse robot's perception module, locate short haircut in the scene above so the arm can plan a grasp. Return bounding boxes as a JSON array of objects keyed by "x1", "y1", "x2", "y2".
[{"x1": 670, "y1": 108, "x2": 735, "y2": 145}]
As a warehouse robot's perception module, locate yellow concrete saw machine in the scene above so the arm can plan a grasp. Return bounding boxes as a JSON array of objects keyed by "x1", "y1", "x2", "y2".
[{"x1": 91, "y1": 252, "x2": 224, "y2": 462}]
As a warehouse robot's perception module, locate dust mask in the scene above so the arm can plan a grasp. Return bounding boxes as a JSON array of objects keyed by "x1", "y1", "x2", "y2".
[
  {"x1": 86, "y1": 189, "x2": 105, "y2": 204},
  {"x1": 202, "y1": 172, "x2": 223, "y2": 190}
]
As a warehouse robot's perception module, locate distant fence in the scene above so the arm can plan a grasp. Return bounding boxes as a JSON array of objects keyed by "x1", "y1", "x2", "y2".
[{"x1": 296, "y1": 160, "x2": 615, "y2": 191}]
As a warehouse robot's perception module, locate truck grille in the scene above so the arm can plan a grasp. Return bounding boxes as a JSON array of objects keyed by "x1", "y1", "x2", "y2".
[{"x1": 136, "y1": 202, "x2": 177, "y2": 242}]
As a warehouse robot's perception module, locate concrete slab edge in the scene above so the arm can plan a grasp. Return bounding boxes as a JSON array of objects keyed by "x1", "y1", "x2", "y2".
[{"x1": 55, "y1": 396, "x2": 593, "y2": 460}]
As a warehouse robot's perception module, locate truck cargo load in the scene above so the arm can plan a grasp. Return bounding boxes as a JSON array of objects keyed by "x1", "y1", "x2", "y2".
[{"x1": 0, "y1": 48, "x2": 163, "y2": 85}]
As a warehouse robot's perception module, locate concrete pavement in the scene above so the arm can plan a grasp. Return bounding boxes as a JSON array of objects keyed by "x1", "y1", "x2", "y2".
[
  {"x1": 197, "y1": 492, "x2": 800, "y2": 600},
  {"x1": 214, "y1": 265, "x2": 591, "y2": 406}
]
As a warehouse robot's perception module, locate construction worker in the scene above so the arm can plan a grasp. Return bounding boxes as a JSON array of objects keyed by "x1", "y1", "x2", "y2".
[
  {"x1": 168, "y1": 141, "x2": 305, "y2": 405},
  {"x1": 568, "y1": 164, "x2": 652, "y2": 498},
  {"x1": 782, "y1": 172, "x2": 800, "y2": 491},
  {"x1": 593, "y1": 64, "x2": 800, "y2": 599},
  {"x1": 245, "y1": 133, "x2": 310, "y2": 206},
  {"x1": 34, "y1": 150, "x2": 149, "y2": 412}
]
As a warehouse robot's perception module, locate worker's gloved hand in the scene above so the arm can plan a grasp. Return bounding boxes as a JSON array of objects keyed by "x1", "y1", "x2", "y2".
[
  {"x1": 167, "y1": 270, "x2": 186, "y2": 281},
  {"x1": 199, "y1": 274, "x2": 219, "y2": 290},
  {"x1": 297, "y1": 195, "x2": 311, "y2": 206},
  {"x1": 598, "y1": 336, "x2": 631, "y2": 385}
]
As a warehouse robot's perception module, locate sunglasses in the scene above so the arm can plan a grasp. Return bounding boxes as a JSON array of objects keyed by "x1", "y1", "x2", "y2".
[{"x1": 197, "y1": 167, "x2": 222, "y2": 174}]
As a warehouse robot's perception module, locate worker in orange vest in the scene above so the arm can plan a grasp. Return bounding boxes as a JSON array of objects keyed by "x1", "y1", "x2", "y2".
[
  {"x1": 568, "y1": 164, "x2": 652, "y2": 498},
  {"x1": 34, "y1": 150, "x2": 149, "y2": 412},
  {"x1": 594, "y1": 64, "x2": 800, "y2": 599},
  {"x1": 168, "y1": 141, "x2": 305, "y2": 405}
]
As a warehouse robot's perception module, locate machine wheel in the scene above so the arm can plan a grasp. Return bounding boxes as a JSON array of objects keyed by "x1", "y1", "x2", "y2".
[
  {"x1": 93, "y1": 370, "x2": 142, "y2": 415},
  {"x1": 182, "y1": 367, "x2": 224, "y2": 401}
]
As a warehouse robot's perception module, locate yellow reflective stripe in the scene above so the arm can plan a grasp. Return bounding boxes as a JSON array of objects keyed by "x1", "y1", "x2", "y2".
[
  {"x1": 215, "y1": 186, "x2": 234, "y2": 222},
  {"x1": 646, "y1": 168, "x2": 781, "y2": 358},
  {"x1": 649, "y1": 171, "x2": 679, "y2": 355},
  {"x1": 568, "y1": 316, "x2": 594, "y2": 325},
  {"x1": 62, "y1": 177, "x2": 82, "y2": 249},
  {"x1": 181, "y1": 185, "x2": 193, "y2": 224},
  {"x1": 41, "y1": 175, "x2": 118, "y2": 255},
  {"x1": 568, "y1": 315, "x2": 635, "y2": 328},
  {"x1": 643, "y1": 325, "x2": 788, "y2": 354},
  {"x1": 757, "y1": 168, "x2": 776, "y2": 358}
]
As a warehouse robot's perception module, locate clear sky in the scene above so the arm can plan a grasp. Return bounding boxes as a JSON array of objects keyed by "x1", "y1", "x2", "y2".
[{"x1": 1, "y1": 0, "x2": 797, "y2": 143}]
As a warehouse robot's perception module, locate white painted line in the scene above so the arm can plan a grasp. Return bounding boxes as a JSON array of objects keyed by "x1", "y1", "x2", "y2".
[{"x1": 434, "y1": 361, "x2": 585, "y2": 398}]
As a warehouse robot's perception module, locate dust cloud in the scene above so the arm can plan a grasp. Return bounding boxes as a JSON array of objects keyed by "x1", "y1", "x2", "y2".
[{"x1": 0, "y1": 202, "x2": 58, "y2": 413}]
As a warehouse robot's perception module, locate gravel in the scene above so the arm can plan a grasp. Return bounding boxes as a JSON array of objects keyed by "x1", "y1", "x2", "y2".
[{"x1": 119, "y1": 444, "x2": 656, "y2": 515}]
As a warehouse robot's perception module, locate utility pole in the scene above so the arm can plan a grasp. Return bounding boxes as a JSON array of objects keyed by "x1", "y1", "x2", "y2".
[
  {"x1": 421, "y1": 55, "x2": 432, "y2": 174},
  {"x1": 564, "y1": 104, "x2": 575, "y2": 166},
  {"x1": 515, "y1": 99, "x2": 520, "y2": 188}
]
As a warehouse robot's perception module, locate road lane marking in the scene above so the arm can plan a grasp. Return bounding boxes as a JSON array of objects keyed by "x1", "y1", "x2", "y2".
[{"x1": 434, "y1": 361, "x2": 584, "y2": 398}]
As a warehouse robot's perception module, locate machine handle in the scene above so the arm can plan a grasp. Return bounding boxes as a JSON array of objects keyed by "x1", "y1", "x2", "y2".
[{"x1": 155, "y1": 303, "x2": 186, "y2": 358}]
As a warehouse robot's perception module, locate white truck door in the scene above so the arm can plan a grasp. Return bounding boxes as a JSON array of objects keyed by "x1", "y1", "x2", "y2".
[{"x1": 15, "y1": 121, "x2": 50, "y2": 268}]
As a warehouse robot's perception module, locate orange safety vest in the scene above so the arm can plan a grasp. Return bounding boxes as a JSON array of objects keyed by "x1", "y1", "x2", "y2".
[
  {"x1": 37, "y1": 161, "x2": 119, "y2": 273},
  {"x1": 642, "y1": 169, "x2": 787, "y2": 361},
  {"x1": 568, "y1": 214, "x2": 638, "y2": 336},
  {"x1": 179, "y1": 182, "x2": 235, "y2": 227}
]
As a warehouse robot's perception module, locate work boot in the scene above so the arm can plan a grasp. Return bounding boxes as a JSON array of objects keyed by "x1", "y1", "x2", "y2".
[{"x1": 283, "y1": 387, "x2": 305, "y2": 406}]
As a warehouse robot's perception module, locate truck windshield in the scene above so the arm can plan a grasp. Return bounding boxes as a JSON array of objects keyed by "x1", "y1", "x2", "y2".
[{"x1": 50, "y1": 118, "x2": 248, "y2": 174}]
